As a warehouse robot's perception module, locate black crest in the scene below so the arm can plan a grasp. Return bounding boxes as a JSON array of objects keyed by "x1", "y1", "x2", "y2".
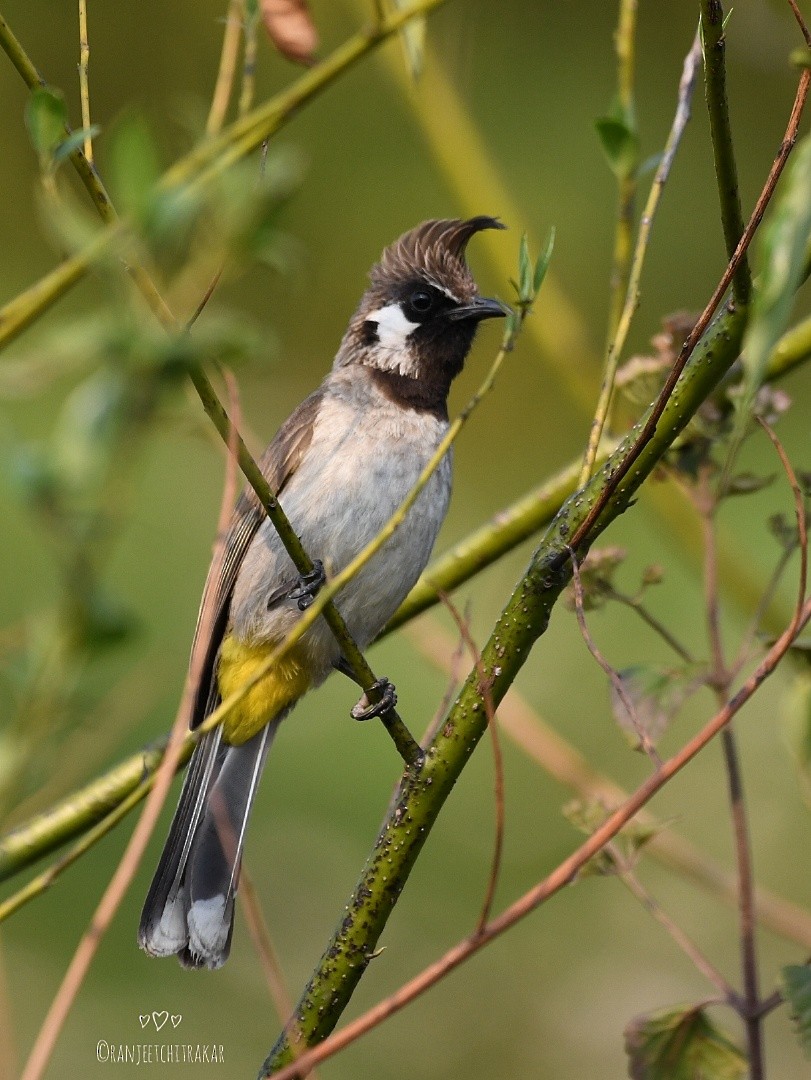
[{"x1": 370, "y1": 216, "x2": 504, "y2": 302}]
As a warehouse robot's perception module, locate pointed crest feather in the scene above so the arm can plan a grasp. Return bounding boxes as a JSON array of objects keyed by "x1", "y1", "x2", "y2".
[{"x1": 370, "y1": 216, "x2": 504, "y2": 300}]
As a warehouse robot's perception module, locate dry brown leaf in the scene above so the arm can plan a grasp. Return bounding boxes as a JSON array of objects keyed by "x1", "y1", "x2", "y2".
[{"x1": 260, "y1": 0, "x2": 318, "y2": 65}]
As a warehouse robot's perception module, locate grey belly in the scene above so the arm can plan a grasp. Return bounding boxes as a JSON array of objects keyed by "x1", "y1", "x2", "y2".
[{"x1": 229, "y1": 436, "x2": 451, "y2": 684}]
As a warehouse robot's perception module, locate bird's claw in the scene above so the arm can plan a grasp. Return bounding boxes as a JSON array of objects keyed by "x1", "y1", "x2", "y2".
[
  {"x1": 351, "y1": 678, "x2": 398, "y2": 721},
  {"x1": 288, "y1": 560, "x2": 326, "y2": 611}
]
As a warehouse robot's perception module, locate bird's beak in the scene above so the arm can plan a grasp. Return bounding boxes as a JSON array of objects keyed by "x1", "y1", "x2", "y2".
[{"x1": 447, "y1": 296, "x2": 511, "y2": 322}]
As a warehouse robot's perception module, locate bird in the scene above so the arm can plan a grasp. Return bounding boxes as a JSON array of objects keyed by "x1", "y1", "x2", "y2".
[{"x1": 138, "y1": 216, "x2": 507, "y2": 969}]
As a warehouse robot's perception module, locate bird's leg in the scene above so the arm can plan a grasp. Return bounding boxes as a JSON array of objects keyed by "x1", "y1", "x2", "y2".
[
  {"x1": 351, "y1": 677, "x2": 398, "y2": 721},
  {"x1": 288, "y1": 560, "x2": 326, "y2": 611}
]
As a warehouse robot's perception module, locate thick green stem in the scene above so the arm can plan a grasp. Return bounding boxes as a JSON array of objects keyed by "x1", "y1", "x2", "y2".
[{"x1": 701, "y1": 0, "x2": 751, "y2": 302}]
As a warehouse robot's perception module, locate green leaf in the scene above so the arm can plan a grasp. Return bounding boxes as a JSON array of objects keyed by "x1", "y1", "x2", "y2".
[
  {"x1": 625, "y1": 1005, "x2": 747, "y2": 1080},
  {"x1": 25, "y1": 86, "x2": 68, "y2": 161},
  {"x1": 107, "y1": 110, "x2": 161, "y2": 222},
  {"x1": 533, "y1": 226, "x2": 556, "y2": 294},
  {"x1": 782, "y1": 673, "x2": 811, "y2": 806},
  {"x1": 783, "y1": 965, "x2": 811, "y2": 1057},
  {"x1": 610, "y1": 665, "x2": 688, "y2": 749},
  {"x1": 595, "y1": 115, "x2": 639, "y2": 180},
  {"x1": 52, "y1": 125, "x2": 101, "y2": 164},
  {"x1": 518, "y1": 233, "x2": 532, "y2": 301},
  {"x1": 732, "y1": 135, "x2": 811, "y2": 448}
]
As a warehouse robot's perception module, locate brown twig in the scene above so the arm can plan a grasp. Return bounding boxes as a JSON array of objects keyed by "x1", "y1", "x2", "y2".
[
  {"x1": 436, "y1": 592, "x2": 504, "y2": 934},
  {"x1": 565, "y1": 64, "x2": 811, "y2": 560},
  {"x1": 618, "y1": 866, "x2": 742, "y2": 1007},
  {"x1": 407, "y1": 618, "x2": 811, "y2": 948},
  {"x1": 264, "y1": 593, "x2": 811, "y2": 1080},
  {"x1": 788, "y1": 0, "x2": 811, "y2": 47},
  {"x1": 568, "y1": 549, "x2": 663, "y2": 766},
  {"x1": 19, "y1": 378, "x2": 244, "y2": 1080}
]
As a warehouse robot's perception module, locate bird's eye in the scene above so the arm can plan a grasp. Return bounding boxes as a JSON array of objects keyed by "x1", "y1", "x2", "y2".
[{"x1": 408, "y1": 290, "x2": 434, "y2": 314}]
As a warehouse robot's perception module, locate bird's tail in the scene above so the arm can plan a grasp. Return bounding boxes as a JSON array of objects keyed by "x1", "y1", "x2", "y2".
[{"x1": 138, "y1": 717, "x2": 281, "y2": 969}]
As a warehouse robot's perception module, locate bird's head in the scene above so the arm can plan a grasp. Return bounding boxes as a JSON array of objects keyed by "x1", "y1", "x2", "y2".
[{"x1": 336, "y1": 217, "x2": 508, "y2": 408}]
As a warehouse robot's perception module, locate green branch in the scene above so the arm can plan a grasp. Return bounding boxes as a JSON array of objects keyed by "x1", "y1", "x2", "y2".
[
  {"x1": 260, "y1": 301, "x2": 748, "y2": 1073},
  {"x1": 3, "y1": 297, "x2": 810, "y2": 887},
  {"x1": 0, "y1": 2, "x2": 457, "y2": 766},
  {"x1": 701, "y1": 0, "x2": 751, "y2": 302}
]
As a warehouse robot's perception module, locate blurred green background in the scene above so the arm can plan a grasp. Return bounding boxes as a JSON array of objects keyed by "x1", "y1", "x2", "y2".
[{"x1": 1, "y1": 0, "x2": 810, "y2": 1077}]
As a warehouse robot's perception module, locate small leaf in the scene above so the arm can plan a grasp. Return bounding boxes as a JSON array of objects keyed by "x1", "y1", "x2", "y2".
[
  {"x1": 722, "y1": 471, "x2": 776, "y2": 497},
  {"x1": 107, "y1": 110, "x2": 161, "y2": 223},
  {"x1": 783, "y1": 965, "x2": 811, "y2": 1057},
  {"x1": 625, "y1": 1005, "x2": 747, "y2": 1080},
  {"x1": 533, "y1": 226, "x2": 555, "y2": 294},
  {"x1": 610, "y1": 666, "x2": 687, "y2": 749},
  {"x1": 595, "y1": 115, "x2": 639, "y2": 180},
  {"x1": 641, "y1": 564, "x2": 664, "y2": 588},
  {"x1": 52, "y1": 125, "x2": 101, "y2": 164},
  {"x1": 25, "y1": 86, "x2": 68, "y2": 161},
  {"x1": 517, "y1": 233, "x2": 532, "y2": 302}
]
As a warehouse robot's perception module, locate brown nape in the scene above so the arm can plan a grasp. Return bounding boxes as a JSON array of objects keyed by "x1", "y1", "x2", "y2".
[{"x1": 367, "y1": 367, "x2": 449, "y2": 421}]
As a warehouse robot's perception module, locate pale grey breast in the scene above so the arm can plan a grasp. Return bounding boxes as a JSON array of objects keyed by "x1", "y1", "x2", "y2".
[{"x1": 229, "y1": 367, "x2": 451, "y2": 682}]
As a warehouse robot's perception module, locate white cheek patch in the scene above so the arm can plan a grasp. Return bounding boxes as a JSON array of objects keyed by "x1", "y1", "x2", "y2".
[{"x1": 365, "y1": 303, "x2": 419, "y2": 349}]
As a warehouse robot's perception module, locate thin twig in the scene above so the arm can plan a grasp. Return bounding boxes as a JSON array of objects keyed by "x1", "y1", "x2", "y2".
[
  {"x1": 788, "y1": 0, "x2": 811, "y2": 45},
  {"x1": 77, "y1": 0, "x2": 92, "y2": 163},
  {"x1": 618, "y1": 865, "x2": 743, "y2": 1007},
  {"x1": 238, "y1": 0, "x2": 259, "y2": 118},
  {"x1": 206, "y1": 0, "x2": 244, "y2": 137},
  {"x1": 19, "y1": 377, "x2": 244, "y2": 1080},
  {"x1": 605, "y1": 0, "x2": 638, "y2": 343},
  {"x1": 604, "y1": 586, "x2": 696, "y2": 665},
  {"x1": 569, "y1": 549, "x2": 663, "y2": 766},
  {"x1": 720, "y1": 725, "x2": 762, "y2": 1071},
  {"x1": 696, "y1": 461, "x2": 763, "y2": 1073},
  {"x1": 264, "y1": 594, "x2": 811, "y2": 1080},
  {"x1": 579, "y1": 31, "x2": 702, "y2": 483},
  {"x1": 566, "y1": 64, "x2": 811, "y2": 559},
  {"x1": 436, "y1": 592, "x2": 504, "y2": 934},
  {"x1": 407, "y1": 617, "x2": 811, "y2": 948}
]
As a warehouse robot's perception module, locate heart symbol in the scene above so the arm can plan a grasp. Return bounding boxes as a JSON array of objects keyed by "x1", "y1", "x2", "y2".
[
  {"x1": 152, "y1": 1011, "x2": 169, "y2": 1032},
  {"x1": 138, "y1": 1014, "x2": 150, "y2": 1029},
  {"x1": 170, "y1": 1014, "x2": 182, "y2": 1029}
]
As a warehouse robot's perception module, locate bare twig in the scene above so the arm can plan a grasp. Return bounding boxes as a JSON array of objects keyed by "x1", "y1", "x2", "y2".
[
  {"x1": 436, "y1": 592, "x2": 504, "y2": 934},
  {"x1": 603, "y1": 586, "x2": 696, "y2": 665},
  {"x1": 618, "y1": 865, "x2": 742, "y2": 1007},
  {"x1": 19, "y1": 379, "x2": 244, "y2": 1080},
  {"x1": 264, "y1": 593, "x2": 811, "y2": 1080},
  {"x1": 580, "y1": 31, "x2": 702, "y2": 482},
  {"x1": 77, "y1": 0, "x2": 92, "y2": 163},
  {"x1": 567, "y1": 64, "x2": 811, "y2": 558},
  {"x1": 206, "y1": 0, "x2": 244, "y2": 136},
  {"x1": 407, "y1": 618, "x2": 811, "y2": 948},
  {"x1": 569, "y1": 549, "x2": 663, "y2": 766}
]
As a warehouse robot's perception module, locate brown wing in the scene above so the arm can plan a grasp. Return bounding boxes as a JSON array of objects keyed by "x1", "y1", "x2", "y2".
[{"x1": 188, "y1": 387, "x2": 324, "y2": 728}]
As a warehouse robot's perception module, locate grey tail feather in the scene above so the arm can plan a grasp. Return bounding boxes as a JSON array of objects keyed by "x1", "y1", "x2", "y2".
[{"x1": 138, "y1": 716, "x2": 283, "y2": 969}]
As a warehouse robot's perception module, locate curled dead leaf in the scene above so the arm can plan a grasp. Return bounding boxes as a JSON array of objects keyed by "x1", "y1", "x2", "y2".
[{"x1": 261, "y1": 0, "x2": 318, "y2": 65}]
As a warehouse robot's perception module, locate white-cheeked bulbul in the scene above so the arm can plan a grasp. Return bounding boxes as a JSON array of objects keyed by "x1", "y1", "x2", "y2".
[{"x1": 138, "y1": 216, "x2": 506, "y2": 968}]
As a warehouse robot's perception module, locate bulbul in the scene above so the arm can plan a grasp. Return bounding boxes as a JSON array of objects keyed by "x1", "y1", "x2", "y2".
[{"x1": 138, "y1": 216, "x2": 506, "y2": 968}]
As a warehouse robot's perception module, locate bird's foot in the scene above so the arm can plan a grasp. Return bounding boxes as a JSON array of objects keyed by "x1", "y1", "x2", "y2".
[
  {"x1": 351, "y1": 678, "x2": 398, "y2": 721},
  {"x1": 288, "y1": 560, "x2": 326, "y2": 611}
]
